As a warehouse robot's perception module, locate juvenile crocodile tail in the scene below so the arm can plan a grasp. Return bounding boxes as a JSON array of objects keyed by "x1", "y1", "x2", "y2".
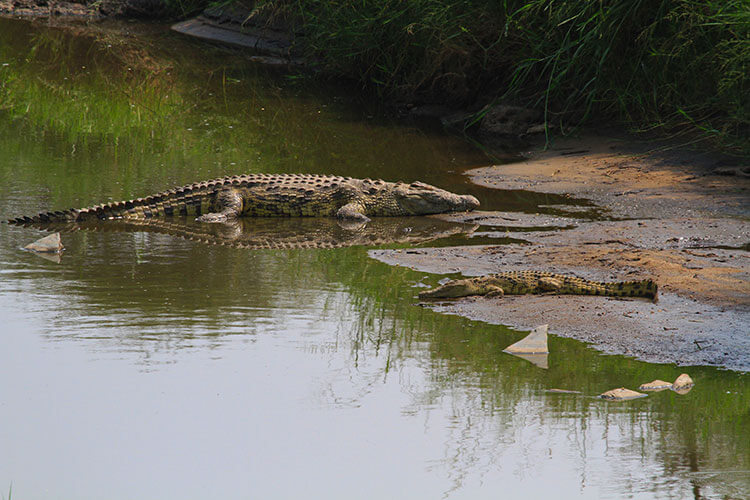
[
  {"x1": 603, "y1": 278, "x2": 658, "y2": 301},
  {"x1": 566, "y1": 277, "x2": 658, "y2": 301}
]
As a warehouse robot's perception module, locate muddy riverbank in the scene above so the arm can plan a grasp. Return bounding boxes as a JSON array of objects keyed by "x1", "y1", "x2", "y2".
[{"x1": 372, "y1": 134, "x2": 750, "y2": 371}]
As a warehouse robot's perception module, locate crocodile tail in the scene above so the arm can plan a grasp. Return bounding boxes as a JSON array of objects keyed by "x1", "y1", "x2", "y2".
[
  {"x1": 613, "y1": 278, "x2": 658, "y2": 302},
  {"x1": 6, "y1": 191, "x2": 193, "y2": 225},
  {"x1": 638, "y1": 279, "x2": 658, "y2": 302},
  {"x1": 6, "y1": 202, "x2": 136, "y2": 224},
  {"x1": 7, "y1": 208, "x2": 83, "y2": 224}
]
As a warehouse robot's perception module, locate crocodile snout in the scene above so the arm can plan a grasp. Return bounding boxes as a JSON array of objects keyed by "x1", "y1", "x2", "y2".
[{"x1": 461, "y1": 194, "x2": 480, "y2": 211}]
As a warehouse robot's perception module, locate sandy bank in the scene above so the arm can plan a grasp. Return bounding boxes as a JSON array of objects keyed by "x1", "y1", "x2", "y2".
[{"x1": 371, "y1": 135, "x2": 749, "y2": 371}]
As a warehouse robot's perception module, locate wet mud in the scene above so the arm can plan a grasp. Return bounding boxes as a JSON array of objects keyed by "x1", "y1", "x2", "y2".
[{"x1": 372, "y1": 134, "x2": 750, "y2": 371}]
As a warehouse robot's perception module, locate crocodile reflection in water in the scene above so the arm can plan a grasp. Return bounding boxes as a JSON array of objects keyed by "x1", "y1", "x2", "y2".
[{"x1": 20, "y1": 217, "x2": 479, "y2": 251}]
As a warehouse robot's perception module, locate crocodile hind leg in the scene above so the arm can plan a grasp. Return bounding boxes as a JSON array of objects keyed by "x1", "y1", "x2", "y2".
[
  {"x1": 196, "y1": 188, "x2": 243, "y2": 223},
  {"x1": 537, "y1": 277, "x2": 563, "y2": 292},
  {"x1": 485, "y1": 286, "x2": 505, "y2": 298}
]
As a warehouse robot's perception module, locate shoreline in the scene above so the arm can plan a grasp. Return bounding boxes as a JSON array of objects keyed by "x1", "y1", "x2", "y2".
[{"x1": 371, "y1": 134, "x2": 750, "y2": 371}]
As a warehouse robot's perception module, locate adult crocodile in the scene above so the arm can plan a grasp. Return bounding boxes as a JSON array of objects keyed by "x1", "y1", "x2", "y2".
[
  {"x1": 419, "y1": 271, "x2": 658, "y2": 301},
  {"x1": 7, "y1": 173, "x2": 480, "y2": 224}
]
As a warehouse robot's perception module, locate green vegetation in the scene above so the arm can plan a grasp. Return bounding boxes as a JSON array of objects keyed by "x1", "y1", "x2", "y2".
[
  {"x1": 6, "y1": 0, "x2": 746, "y2": 149},
  {"x1": 255, "y1": 0, "x2": 748, "y2": 151}
]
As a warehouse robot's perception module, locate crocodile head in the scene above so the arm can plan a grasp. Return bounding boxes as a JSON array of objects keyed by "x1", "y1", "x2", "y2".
[
  {"x1": 418, "y1": 278, "x2": 484, "y2": 299},
  {"x1": 394, "y1": 181, "x2": 480, "y2": 215}
]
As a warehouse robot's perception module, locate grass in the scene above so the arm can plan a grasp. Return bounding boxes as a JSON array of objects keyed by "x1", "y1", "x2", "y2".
[
  {"x1": 247, "y1": 0, "x2": 748, "y2": 152},
  {"x1": 4, "y1": 0, "x2": 747, "y2": 150},
  {"x1": 20, "y1": 0, "x2": 743, "y2": 150}
]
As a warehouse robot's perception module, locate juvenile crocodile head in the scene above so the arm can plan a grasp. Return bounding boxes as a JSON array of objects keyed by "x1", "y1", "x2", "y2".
[
  {"x1": 418, "y1": 278, "x2": 485, "y2": 299},
  {"x1": 393, "y1": 181, "x2": 480, "y2": 215}
]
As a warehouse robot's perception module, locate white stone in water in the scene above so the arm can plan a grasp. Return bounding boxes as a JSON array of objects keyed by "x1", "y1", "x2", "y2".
[
  {"x1": 672, "y1": 373, "x2": 694, "y2": 394},
  {"x1": 599, "y1": 387, "x2": 647, "y2": 401},
  {"x1": 503, "y1": 324, "x2": 548, "y2": 354},
  {"x1": 24, "y1": 232, "x2": 64, "y2": 254},
  {"x1": 639, "y1": 380, "x2": 673, "y2": 391}
]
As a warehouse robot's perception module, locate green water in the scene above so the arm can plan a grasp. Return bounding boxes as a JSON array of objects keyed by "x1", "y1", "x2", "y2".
[{"x1": 0, "y1": 18, "x2": 748, "y2": 500}]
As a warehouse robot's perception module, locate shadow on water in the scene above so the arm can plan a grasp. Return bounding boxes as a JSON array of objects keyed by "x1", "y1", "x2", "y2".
[{"x1": 0, "y1": 16, "x2": 748, "y2": 500}]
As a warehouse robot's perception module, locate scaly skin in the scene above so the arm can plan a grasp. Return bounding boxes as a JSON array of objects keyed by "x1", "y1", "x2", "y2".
[
  {"x1": 419, "y1": 271, "x2": 658, "y2": 301},
  {"x1": 7, "y1": 174, "x2": 479, "y2": 224}
]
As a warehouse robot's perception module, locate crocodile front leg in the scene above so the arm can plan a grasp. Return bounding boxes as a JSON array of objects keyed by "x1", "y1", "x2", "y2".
[
  {"x1": 196, "y1": 188, "x2": 243, "y2": 223},
  {"x1": 336, "y1": 202, "x2": 370, "y2": 223}
]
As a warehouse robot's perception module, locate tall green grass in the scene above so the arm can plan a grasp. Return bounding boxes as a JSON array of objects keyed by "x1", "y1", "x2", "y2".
[{"x1": 256, "y1": 0, "x2": 748, "y2": 151}]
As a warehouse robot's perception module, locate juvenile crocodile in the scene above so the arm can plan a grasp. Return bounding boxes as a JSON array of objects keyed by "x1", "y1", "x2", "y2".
[
  {"x1": 7, "y1": 174, "x2": 480, "y2": 224},
  {"x1": 419, "y1": 271, "x2": 658, "y2": 301}
]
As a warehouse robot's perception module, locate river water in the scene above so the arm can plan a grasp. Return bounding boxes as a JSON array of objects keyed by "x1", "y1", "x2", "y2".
[{"x1": 0, "y1": 18, "x2": 747, "y2": 500}]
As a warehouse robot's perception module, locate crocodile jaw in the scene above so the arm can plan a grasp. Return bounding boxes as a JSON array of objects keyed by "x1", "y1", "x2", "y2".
[{"x1": 395, "y1": 182, "x2": 480, "y2": 215}]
